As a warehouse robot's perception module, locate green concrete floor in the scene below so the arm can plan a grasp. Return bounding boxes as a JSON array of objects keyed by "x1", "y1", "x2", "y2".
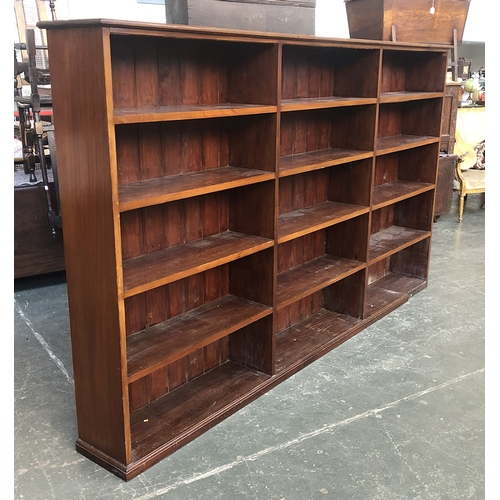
[{"x1": 14, "y1": 194, "x2": 486, "y2": 499}]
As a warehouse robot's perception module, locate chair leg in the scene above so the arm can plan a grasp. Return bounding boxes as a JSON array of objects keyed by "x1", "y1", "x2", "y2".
[{"x1": 458, "y1": 194, "x2": 465, "y2": 222}]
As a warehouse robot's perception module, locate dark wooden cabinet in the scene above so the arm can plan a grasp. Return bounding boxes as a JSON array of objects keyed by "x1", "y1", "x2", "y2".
[
  {"x1": 165, "y1": 0, "x2": 316, "y2": 35},
  {"x1": 14, "y1": 184, "x2": 65, "y2": 278},
  {"x1": 40, "y1": 19, "x2": 447, "y2": 481},
  {"x1": 440, "y1": 82, "x2": 461, "y2": 154},
  {"x1": 435, "y1": 82, "x2": 461, "y2": 219},
  {"x1": 434, "y1": 153, "x2": 458, "y2": 219},
  {"x1": 345, "y1": 0, "x2": 470, "y2": 44}
]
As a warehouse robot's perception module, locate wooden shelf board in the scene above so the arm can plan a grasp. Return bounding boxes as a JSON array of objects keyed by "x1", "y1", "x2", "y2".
[
  {"x1": 376, "y1": 135, "x2": 439, "y2": 155},
  {"x1": 379, "y1": 91, "x2": 444, "y2": 103},
  {"x1": 281, "y1": 96, "x2": 376, "y2": 111},
  {"x1": 369, "y1": 226, "x2": 430, "y2": 263},
  {"x1": 274, "y1": 272, "x2": 427, "y2": 384},
  {"x1": 364, "y1": 272, "x2": 426, "y2": 318},
  {"x1": 278, "y1": 200, "x2": 369, "y2": 243},
  {"x1": 123, "y1": 231, "x2": 273, "y2": 298},
  {"x1": 114, "y1": 103, "x2": 277, "y2": 124},
  {"x1": 372, "y1": 180, "x2": 434, "y2": 210},
  {"x1": 279, "y1": 148, "x2": 373, "y2": 177},
  {"x1": 119, "y1": 167, "x2": 275, "y2": 212},
  {"x1": 130, "y1": 361, "x2": 270, "y2": 461},
  {"x1": 277, "y1": 255, "x2": 365, "y2": 309},
  {"x1": 275, "y1": 308, "x2": 361, "y2": 374},
  {"x1": 127, "y1": 295, "x2": 272, "y2": 382}
]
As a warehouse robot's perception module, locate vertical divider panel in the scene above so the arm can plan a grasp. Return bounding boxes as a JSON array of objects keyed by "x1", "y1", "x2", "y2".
[
  {"x1": 363, "y1": 48, "x2": 384, "y2": 317},
  {"x1": 271, "y1": 42, "x2": 283, "y2": 375}
]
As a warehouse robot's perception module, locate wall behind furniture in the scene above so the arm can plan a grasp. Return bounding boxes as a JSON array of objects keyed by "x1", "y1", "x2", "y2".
[
  {"x1": 458, "y1": 42, "x2": 485, "y2": 73},
  {"x1": 52, "y1": 0, "x2": 166, "y2": 22}
]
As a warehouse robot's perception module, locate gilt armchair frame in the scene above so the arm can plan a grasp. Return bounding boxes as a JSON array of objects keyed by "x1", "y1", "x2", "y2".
[{"x1": 455, "y1": 158, "x2": 485, "y2": 222}]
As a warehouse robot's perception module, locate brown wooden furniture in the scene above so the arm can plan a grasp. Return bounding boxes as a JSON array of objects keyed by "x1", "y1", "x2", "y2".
[
  {"x1": 165, "y1": 0, "x2": 316, "y2": 34},
  {"x1": 434, "y1": 82, "x2": 461, "y2": 220},
  {"x1": 40, "y1": 19, "x2": 448, "y2": 481},
  {"x1": 14, "y1": 118, "x2": 65, "y2": 279},
  {"x1": 345, "y1": 0, "x2": 470, "y2": 44},
  {"x1": 345, "y1": 0, "x2": 468, "y2": 84},
  {"x1": 455, "y1": 160, "x2": 485, "y2": 222},
  {"x1": 14, "y1": 183, "x2": 65, "y2": 278},
  {"x1": 434, "y1": 153, "x2": 457, "y2": 220},
  {"x1": 440, "y1": 82, "x2": 461, "y2": 154}
]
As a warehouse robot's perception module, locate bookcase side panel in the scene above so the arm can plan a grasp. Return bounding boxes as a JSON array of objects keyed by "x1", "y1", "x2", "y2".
[{"x1": 45, "y1": 27, "x2": 130, "y2": 464}]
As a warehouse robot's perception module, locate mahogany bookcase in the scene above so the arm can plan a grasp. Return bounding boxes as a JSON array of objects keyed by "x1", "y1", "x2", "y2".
[{"x1": 39, "y1": 19, "x2": 448, "y2": 480}]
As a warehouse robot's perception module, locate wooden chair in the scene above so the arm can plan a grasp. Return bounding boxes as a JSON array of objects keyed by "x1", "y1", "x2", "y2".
[
  {"x1": 453, "y1": 108, "x2": 485, "y2": 222},
  {"x1": 454, "y1": 133, "x2": 485, "y2": 222}
]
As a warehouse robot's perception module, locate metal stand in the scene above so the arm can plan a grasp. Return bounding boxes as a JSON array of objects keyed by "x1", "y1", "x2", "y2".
[{"x1": 14, "y1": 28, "x2": 62, "y2": 236}]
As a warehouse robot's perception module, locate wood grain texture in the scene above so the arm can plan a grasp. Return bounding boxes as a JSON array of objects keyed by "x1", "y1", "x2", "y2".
[
  {"x1": 114, "y1": 104, "x2": 278, "y2": 124},
  {"x1": 372, "y1": 180, "x2": 434, "y2": 209},
  {"x1": 279, "y1": 148, "x2": 373, "y2": 176},
  {"x1": 381, "y1": 50, "x2": 447, "y2": 94},
  {"x1": 130, "y1": 361, "x2": 270, "y2": 461},
  {"x1": 345, "y1": 0, "x2": 470, "y2": 44},
  {"x1": 281, "y1": 45, "x2": 379, "y2": 101},
  {"x1": 119, "y1": 167, "x2": 274, "y2": 211},
  {"x1": 379, "y1": 91, "x2": 444, "y2": 103},
  {"x1": 280, "y1": 106, "x2": 376, "y2": 160},
  {"x1": 374, "y1": 143, "x2": 439, "y2": 187},
  {"x1": 123, "y1": 231, "x2": 273, "y2": 297},
  {"x1": 111, "y1": 35, "x2": 279, "y2": 115},
  {"x1": 275, "y1": 308, "x2": 361, "y2": 372},
  {"x1": 377, "y1": 99, "x2": 443, "y2": 142},
  {"x1": 369, "y1": 226, "x2": 430, "y2": 263},
  {"x1": 277, "y1": 255, "x2": 365, "y2": 309},
  {"x1": 278, "y1": 201, "x2": 369, "y2": 243},
  {"x1": 127, "y1": 295, "x2": 272, "y2": 381},
  {"x1": 376, "y1": 135, "x2": 439, "y2": 155}
]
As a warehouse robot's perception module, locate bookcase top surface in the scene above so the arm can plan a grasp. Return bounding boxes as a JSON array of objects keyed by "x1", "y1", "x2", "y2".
[{"x1": 38, "y1": 18, "x2": 451, "y2": 51}]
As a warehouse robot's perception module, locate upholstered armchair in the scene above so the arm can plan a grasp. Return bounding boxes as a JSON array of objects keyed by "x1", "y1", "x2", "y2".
[{"x1": 453, "y1": 107, "x2": 485, "y2": 222}]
